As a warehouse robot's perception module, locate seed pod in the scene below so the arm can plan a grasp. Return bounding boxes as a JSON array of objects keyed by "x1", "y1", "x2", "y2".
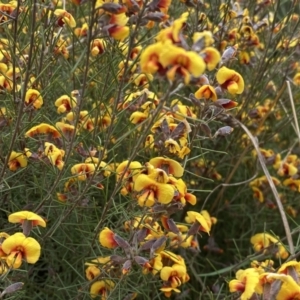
[
  {"x1": 135, "y1": 227, "x2": 148, "y2": 243},
  {"x1": 123, "y1": 293, "x2": 138, "y2": 300},
  {"x1": 113, "y1": 234, "x2": 130, "y2": 250},
  {"x1": 187, "y1": 221, "x2": 200, "y2": 236},
  {"x1": 221, "y1": 45, "x2": 238, "y2": 64},
  {"x1": 122, "y1": 260, "x2": 132, "y2": 274},
  {"x1": 269, "y1": 279, "x2": 283, "y2": 300},
  {"x1": 110, "y1": 255, "x2": 125, "y2": 264},
  {"x1": 214, "y1": 126, "x2": 233, "y2": 137},
  {"x1": 167, "y1": 218, "x2": 180, "y2": 234},
  {"x1": 134, "y1": 255, "x2": 149, "y2": 266},
  {"x1": 145, "y1": 12, "x2": 167, "y2": 22},
  {"x1": 139, "y1": 239, "x2": 156, "y2": 251},
  {"x1": 214, "y1": 99, "x2": 238, "y2": 109},
  {"x1": 150, "y1": 236, "x2": 167, "y2": 256},
  {"x1": 0, "y1": 282, "x2": 23, "y2": 298},
  {"x1": 200, "y1": 123, "x2": 212, "y2": 138},
  {"x1": 100, "y1": 3, "x2": 127, "y2": 14}
]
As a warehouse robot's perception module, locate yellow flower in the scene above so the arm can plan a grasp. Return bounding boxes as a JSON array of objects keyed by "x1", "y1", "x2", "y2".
[
  {"x1": 148, "y1": 157, "x2": 184, "y2": 177},
  {"x1": 8, "y1": 151, "x2": 27, "y2": 171},
  {"x1": 283, "y1": 178, "x2": 300, "y2": 192},
  {"x1": 44, "y1": 142, "x2": 65, "y2": 170},
  {"x1": 200, "y1": 47, "x2": 221, "y2": 71},
  {"x1": 55, "y1": 122, "x2": 76, "y2": 140},
  {"x1": 229, "y1": 268, "x2": 259, "y2": 300},
  {"x1": 107, "y1": 25, "x2": 129, "y2": 41},
  {"x1": 25, "y1": 123, "x2": 61, "y2": 138},
  {"x1": 160, "y1": 43, "x2": 206, "y2": 84},
  {"x1": 250, "y1": 233, "x2": 289, "y2": 259},
  {"x1": 2, "y1": 233, "x2": 41, "y2": 268},
  {"x1": 8, "y1": 211, "x2": 46, "y2": 227},
  {"x1": 54, "y1": 95, "x2": 77, "y2": 114},
  {"x1": 25, "y1": 89, "x2": 43, "y2": 109},
  {"x1": 156, "y1": 12, "x2": 188, "y2": 43},
  {"x1": 293, "y1": 72, "x2": 300, "y2": 86},
  {"x1": 142, "y1": 255, "x2": 163, "y2": 275},
  {"x1": 185, "y1": 211, "x2": 211, "y2": 234},
  {"x1": 85, "y1": 265, "x2": 101, "y2": 281},
  {"x1": 54, "y1": 9, "x2": 76, "y2": 28},
  {"x1": 266, "y1": 274, "x2": 300, "y2": 300},
  {"x1": 160, "y1": 286, "x2": 181, "y2": 298},
  {"x1": 160, "y1": 264, "x2": 188, "y2": 288},
  {"x1": 90, "y1": 280, "x2": 115, "y2": 299},
  {"x1": 90, "y1": 39, "x2": 106, "y2": 56},
  {"x1": 134, "y1": 173, "x2": 174, "y2": 206},
  {"x1": 140, "y1": 42, "x2": 166, "y2": 74},
  {"x1": 71, "y1": 163, "x2": 96, "y2": 181},
  {"x1": 99, "y1": 227, "x2": 118, "y2": 249},
  {"x1": 194, "y1": 85, "x2": 217, "y2": 101},
  {"x1": 278, "y1": 261, "x2": 300, "y2": 275},
  {"x1": 216, "y1": 66, "x2": 244, "y2": 94}
]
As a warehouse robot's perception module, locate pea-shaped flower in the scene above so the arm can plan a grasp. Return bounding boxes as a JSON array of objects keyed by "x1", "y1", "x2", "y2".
[
  {"x1": 216, "y1": 66, "x2": 244, "y2": 94},
  {"x1": 2, "y1": 233, "x2": 41, "y2": 269}
]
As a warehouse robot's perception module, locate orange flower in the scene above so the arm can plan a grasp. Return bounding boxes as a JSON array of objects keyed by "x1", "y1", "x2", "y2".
[
  {"x1": 216, "y1": 66, "x2": 244, "y2": 94},
  {"x1": 170, "y1": 178, "x2": 197, "y2": 205},
  {"x1": 8, "y1": 151, "x2": 27, "y2": 171},
  {"x1": 2, "y1": 233, "x2": 41, "y2": 268},
  {"x1": 0, "y1": 1, "x2": 17, "y2": 23},
  {"x1": 54, "y1": 9, "x2": 76, "y2": 28},
  {"x1": 194, "y1": 85, "x2": 217, "y2": 101},
  {"x1": 25, "y1": 89, "x2": 43, "y2": 109},
  {"x1": 99, "y1": 227, "x2": 118, "y2": 249},
  {"x1": 8, "y1": 211, "x2": 46, "y2": 227},
  {"x1": 25, "y1": 123, "x2": 61, "y2": 138}
]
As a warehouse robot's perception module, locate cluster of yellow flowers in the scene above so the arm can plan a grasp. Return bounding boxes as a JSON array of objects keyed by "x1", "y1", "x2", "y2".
[
  {"x1": 0, "y1": 211, "x2": 44, "y2": 274},
  {"x1": 229, "y1": 257, "x2": 300, "y2": 300}
]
